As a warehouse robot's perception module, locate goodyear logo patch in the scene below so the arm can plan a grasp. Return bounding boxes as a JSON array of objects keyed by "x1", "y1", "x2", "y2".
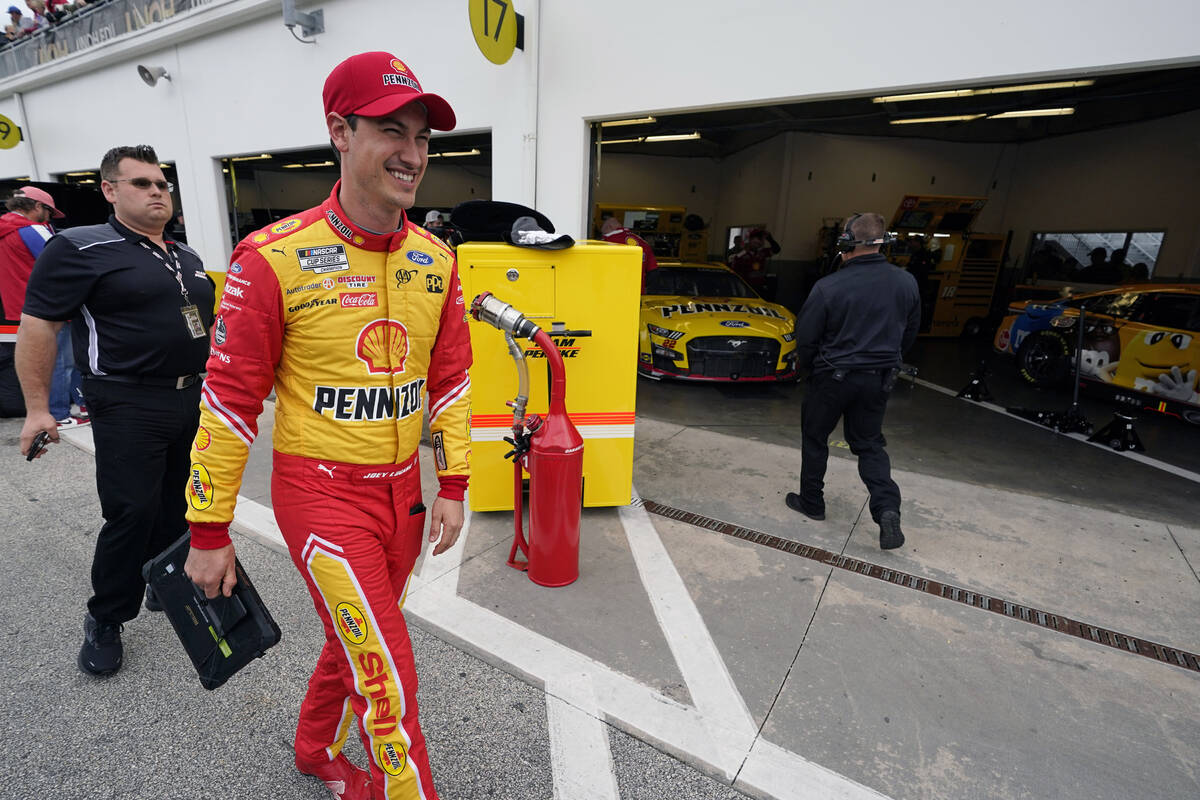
[
  {"x1": 335, "y1": 602, "x2": 368, "y2": 645},
  {"x1": 377, "y1": 742, "x2": 407, "y2": 776},
  {"x1": 405, "y1": 250, "x2": 434, "y2": 266},
  {"x1": 188, "y1": 463, "x2": 214, "y2": 510},
  {"x1": 297, "y1": 244, "x2": 350, "y2": 274}
]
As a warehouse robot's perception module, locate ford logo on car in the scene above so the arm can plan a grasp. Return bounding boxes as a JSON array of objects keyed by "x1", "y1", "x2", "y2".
[
  {"x1": 720, "y1": 320, "x2": 750, "y2": 328},
  {"x1": 405, "y1": 250, "x2": 434, "y2": 266}
]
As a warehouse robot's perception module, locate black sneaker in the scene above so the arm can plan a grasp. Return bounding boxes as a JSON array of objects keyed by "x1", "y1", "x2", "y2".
[
  {"x1": 879, "y1": 510, "x2": 905, "y2": 550},
  {"x1": 144, "y1": 585, "x2": 163, "y2": 613},
  {"x1": 785, "y1": 492, "x2": 825, "y2": 521},
  {"x1": 78, "y1": 613, "x2": 123, "y2": 677}
]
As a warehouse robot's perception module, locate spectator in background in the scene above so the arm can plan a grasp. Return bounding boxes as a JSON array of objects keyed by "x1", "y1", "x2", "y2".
[
  {"x1": 26, "y1": 0, "x2": 50, "y2": 29},
  {"x1": 6, "y1": 6, "x2": 34, "y2": 36},
  {"x1": 728, "y1": 227, "x2": 780, "y2": 297},
  {"x1": 423, "y1": 209, "x2": 450, "y2": 241},
  {"x1": 725, "y1": 234, "x2": 743, "y2": 263},
  {"x1": 0, "y1": 187, "x2": 82, "y2": 426},
  {"x1": 1129, "y1": 262, "x2": 1150, "y2": 282},
  {"x1": 601, "y1": 216, "x2": 657, "y2": 290}
]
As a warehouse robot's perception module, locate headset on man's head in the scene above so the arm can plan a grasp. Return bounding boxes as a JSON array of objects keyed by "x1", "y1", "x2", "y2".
[{"x1": 835, "y1": 213, "x2": 895, "y2": 252}]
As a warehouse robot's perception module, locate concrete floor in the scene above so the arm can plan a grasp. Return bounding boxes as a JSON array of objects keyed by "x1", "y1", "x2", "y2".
[{"x1": 3, "y1": 331, "x2": 1198, "y2": 799}]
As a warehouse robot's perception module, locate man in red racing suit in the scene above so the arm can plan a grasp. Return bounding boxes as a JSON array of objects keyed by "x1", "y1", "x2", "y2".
[{"x1": 184, "y1": 52, "x2": 469, "y2": 800}]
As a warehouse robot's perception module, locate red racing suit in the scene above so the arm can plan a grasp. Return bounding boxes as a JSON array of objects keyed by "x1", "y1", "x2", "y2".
[{"x1": 185, "y1": 183, "x2": 471, "y2": 799}]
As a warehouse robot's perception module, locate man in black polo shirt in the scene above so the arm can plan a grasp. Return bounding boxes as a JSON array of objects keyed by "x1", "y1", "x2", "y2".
[
  {"x1": 16, "y1": 145, "x2": 213, "y2": 676},
  {"x1": 787, "y1": 212, "x2": 919, "y2": 550}
]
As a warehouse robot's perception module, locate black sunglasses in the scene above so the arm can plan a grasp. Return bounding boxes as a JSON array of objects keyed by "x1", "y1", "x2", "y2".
[{"x1": 109, "y1": 177, "x2": 174, "y2": 192}]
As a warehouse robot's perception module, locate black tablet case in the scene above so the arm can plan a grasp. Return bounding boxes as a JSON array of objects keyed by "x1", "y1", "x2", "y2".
[{"x1": 142, "y1": 531, "x2": 282, "y2": 690}]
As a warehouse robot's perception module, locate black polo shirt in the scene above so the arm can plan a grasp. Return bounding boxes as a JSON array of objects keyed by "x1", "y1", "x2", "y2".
[{"x1": 24, "y1": 215, "x2": 215, "y2": 378}]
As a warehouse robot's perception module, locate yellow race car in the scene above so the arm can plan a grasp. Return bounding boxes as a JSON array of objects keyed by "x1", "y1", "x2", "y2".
[{"x1": 638, "y1": 262, "x2": 798, "y2": 381}]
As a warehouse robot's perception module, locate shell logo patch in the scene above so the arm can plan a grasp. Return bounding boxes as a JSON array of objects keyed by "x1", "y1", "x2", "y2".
[
  {"x1": 625, "y1": 237, "x2": 638, "y2": 246},
  {"x1": 390, "y1": 58, "x2": 408, "y2": 74},
  {"x1": 353, "y1": 235, "x2": 365, "y2": 245},
  {"x1": 356, "y1": 319, "x2": 410, "y2": 375},
  {"x1": 377, "y1": 742, "x2": 407, "y2": 776},
  {"x1": 253, "y1": 233, "x2": 270, "y2": 244},
  {"x1": 195, "y1": 426, "x2": 211, "y2": 451},
  {"x1": 271, "y1": 218, "x2": 302, "y2": 235},
  {"x1": 334, "y1": 602, "x2": 368, "y2": 645},
  {"x1": 188, "y1": 463, "x2": 214, "y2": 510}
]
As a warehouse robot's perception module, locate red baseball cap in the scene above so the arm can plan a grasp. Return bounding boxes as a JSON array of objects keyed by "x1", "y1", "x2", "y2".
[
  {"x1": 323, "y1": 52, "x2": 456, "y2": 131},
  {"x1": 16, "y1": 186, "x2": 64, "y2": 218}
]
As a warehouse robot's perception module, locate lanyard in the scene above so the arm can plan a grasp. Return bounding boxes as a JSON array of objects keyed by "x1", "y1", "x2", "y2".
[{"x1": 139, "y1": 240, "x2": 191, "y2": 306}]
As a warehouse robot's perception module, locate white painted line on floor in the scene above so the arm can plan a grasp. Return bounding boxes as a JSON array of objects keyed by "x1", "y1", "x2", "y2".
[
  {"x1": 619, "y1": 496, "x2": 758, "y2": 755},
  {"x1": 907, "y1": 375, "x2": 1200, "y2": 485},
  {"x1": 546, "y1": 672, "x2": 621, "y2": 800},
  {"x1": 738, "y1": 739, "x2": 891, "y2": 800}
]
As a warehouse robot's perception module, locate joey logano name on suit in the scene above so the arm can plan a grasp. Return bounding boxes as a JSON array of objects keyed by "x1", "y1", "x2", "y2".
[
  {"x1": 659, "y1": 302, "x2": 786, "y2": 319},
  {"x1": 313, "y1": 378, "x2": 425, "y2": 421}
]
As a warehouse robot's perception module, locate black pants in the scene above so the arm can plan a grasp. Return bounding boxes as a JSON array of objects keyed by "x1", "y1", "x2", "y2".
[
  {"x1": 800, "y1": 370, "x2": 901, "y2": 523},
  {"x1": 84, "y1": 377, "x2": 202, "y2": 624}
]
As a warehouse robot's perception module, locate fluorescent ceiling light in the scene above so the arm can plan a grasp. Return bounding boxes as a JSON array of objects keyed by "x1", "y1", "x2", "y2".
[
  {"x1": 304, "y1": 160, "x2": 335, "y2": 167},
  {"x1": 231, "y1": 153, "x2": 272, "y2": 162},
  {"x1": 600, "y1": 116, "x2": 657, "y2": 127},
  {"x1": 600, "y1": 137, "x2": 644, "y2": 145},
  {"x1": 428, "y1": 148, "x2": 481, "y2": 158},
  {"x1": 644, "y1": 132, "x2": 700, "y2": 142},
  {"x1": 282, "y1": 163, "x2": 304, "y2": 169},
  {"x1": 988, "y1": 107, "x2": 1075, "y2": 119},
  {"x1": 889, "y1": 114, "x2": 986, "y2": 125},
  {"x1": 66, "y1": 170, "x2": 96, "y2": 176},
  {"x1": 932, "y1": 233, "x2": 950, "y2": 238},
  {"x1": 873, "y1": 79, "x2": 1094, "y2": 103}
]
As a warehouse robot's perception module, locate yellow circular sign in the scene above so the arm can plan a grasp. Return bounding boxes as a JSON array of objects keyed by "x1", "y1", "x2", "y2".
[
  {"x1": 0, "y1": 113, "x2": 21, "y2": 150},
  {"x1": 468, "y1": 0, "x2": 517, "y2": 65}
]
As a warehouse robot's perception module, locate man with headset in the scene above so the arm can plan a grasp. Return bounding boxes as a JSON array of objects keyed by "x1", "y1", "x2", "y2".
[{"x1": 787, "y1": 212, "x2": 919, "y2": 550}]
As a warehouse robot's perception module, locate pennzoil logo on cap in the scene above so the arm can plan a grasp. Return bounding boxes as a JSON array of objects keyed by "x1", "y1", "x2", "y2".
[{"x1": 335, "y1": 602, "x2": 368, "y2": 645}]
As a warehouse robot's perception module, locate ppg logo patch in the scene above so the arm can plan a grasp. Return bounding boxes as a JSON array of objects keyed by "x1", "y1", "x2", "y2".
[
  {"x1": 720, "y1": 320, "x2": 750, "y2": 328},
  {"x1": 405, "y1": 250, "x2": 434, "y2": 266},
  {"x1": 425, "y1": 274, "x2": 444, "y2": 294}
]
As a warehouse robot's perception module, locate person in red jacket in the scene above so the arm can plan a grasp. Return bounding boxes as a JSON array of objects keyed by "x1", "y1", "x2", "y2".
[
  {"x1": 0, "y1": 186, "x2": 82, "y2": 425},
  {"x1": 600, "y1": 216, "x2": 657, "y2": 291}
]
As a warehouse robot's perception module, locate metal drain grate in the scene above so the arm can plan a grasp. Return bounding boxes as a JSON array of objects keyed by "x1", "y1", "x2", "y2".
[{"x1": 639, "y1": 499, "x2": 1200, "y2": 673}]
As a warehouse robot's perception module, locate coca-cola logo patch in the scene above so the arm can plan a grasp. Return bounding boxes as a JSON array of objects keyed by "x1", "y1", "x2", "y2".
[{"x1": 340, "y1": 292, "x2": 379, "y2": 308}]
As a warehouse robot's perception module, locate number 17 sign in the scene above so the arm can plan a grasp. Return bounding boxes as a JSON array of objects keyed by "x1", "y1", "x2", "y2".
[{"x1": 469, "y1": 0, "x2": 522, "y2": 65}]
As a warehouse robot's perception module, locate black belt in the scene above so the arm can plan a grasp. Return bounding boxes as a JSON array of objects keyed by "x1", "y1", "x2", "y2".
[{"x1": 87, "y1": 372, "x2": 206, "y2": 390}]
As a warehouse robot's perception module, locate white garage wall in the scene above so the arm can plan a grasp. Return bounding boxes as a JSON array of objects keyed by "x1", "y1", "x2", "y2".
[{"x1": 0, "y1": 0, "x2": 1197, "y2": 275}]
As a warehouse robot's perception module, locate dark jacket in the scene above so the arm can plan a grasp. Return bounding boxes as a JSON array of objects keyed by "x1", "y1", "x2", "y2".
[{"x1": 794, "y1": 252, "x2": 920, "y2": 373}]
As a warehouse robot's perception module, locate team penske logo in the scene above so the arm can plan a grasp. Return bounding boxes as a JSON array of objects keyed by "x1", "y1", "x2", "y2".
[
  {"x1": 188, "y1": 463, "x2": 214, "y2": 510},
  {"x1": 314, "y1": 378, "x2": 425, "y2": 421},
  {"x1": 356, "y1": 319, "x2": 410, "y2": 374},
  {"x1": 378, "y1": 742, "x2": 408, "y2": 776},
  {"x1": 334, "y1": 602, "x2": 368, "y2": 645}
]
